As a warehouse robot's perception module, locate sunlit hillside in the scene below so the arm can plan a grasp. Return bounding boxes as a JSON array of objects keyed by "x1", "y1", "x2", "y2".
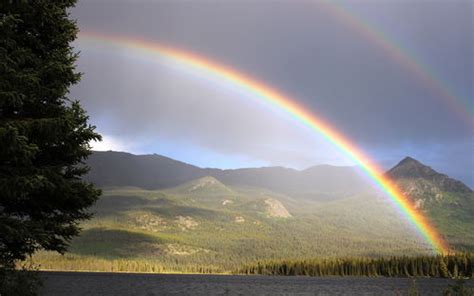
[{"x1": 32, "y1": 153, "x2": 473, "y2": 273}]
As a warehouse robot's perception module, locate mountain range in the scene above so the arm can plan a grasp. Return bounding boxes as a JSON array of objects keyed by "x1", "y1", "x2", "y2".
[
  {"x1": 33, "y1": 151, "x2": 473, "y2": 273},
  {"x1": 86, "y1": 151, "x2": 373, "y2": 197},
  {"x1": 86, "y1": 151, "x2": 471, "y2": 201}
]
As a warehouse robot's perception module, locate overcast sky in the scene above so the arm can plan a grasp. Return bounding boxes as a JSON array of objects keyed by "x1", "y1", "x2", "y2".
[{"x1": 70, "y1": 0, "x2": 473, "y2": 186}]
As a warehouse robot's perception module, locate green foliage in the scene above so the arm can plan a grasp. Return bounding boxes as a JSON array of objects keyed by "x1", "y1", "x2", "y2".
[
  {"x1": 237, "y1": 254, "x2": 473, "y2": 278},
  {"x1": 0, "y1": 265, "x2": 42, "y2": 296},
  {"x1": 0, "y1": 0, "x2": 101, "y2": 269}
]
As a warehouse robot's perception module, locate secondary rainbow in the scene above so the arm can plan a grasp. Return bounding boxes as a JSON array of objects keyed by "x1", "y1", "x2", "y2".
[
  {"x1": 79, "y1": 31, "x2": 449, "y2": 254},
  {"x1": 320, "y1": 1, "x2": 473, "y2": 128}
]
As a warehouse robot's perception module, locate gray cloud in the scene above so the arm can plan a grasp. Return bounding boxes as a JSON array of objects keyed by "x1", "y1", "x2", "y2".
[
  {"x1": 73, "y1": 46, "x2": 349, "y2": 168},
  {"x1": 70, "y1": 0, "x2": 473, "y2": 185}
]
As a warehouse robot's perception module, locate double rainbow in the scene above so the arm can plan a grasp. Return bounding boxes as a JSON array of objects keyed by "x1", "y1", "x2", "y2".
[
  {"x1": 320, "y1": 1, "x2": 473, "y2": 128},
  {"x1": 79, "y1": 31, "x2": 449, "y2": 254}
]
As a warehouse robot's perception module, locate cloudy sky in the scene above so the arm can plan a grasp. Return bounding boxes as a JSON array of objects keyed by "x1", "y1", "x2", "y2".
[{"x1": 70, "y1": 0, "x2": 473, "y2": 186}]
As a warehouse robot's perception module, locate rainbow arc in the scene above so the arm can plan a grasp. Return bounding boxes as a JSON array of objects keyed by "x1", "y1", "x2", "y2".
[{"x1": 79, "y1": 31, "x2": 450, "y2": 254}]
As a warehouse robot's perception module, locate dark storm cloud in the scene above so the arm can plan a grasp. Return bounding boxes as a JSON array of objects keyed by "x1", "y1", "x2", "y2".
[{"x1": 70, "y1": 0, "x2": 473, "y2": 185}]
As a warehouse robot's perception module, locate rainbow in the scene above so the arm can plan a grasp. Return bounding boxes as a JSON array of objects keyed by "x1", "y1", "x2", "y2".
[
  {"x1": 320, "y1": 1, "x2": 473, "y2": 128},
  {"x1": 78, "y1": 31, "x2": 449, "y2": 254}
]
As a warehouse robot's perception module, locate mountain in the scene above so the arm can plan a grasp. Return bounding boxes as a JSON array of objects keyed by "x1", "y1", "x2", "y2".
[
  {"x1": 33, "y1": 153, "x2": 473, "y2": 273},
  {"x1": 387, "y1": 156, "x2": 472, "y2": 206},
  {"x1": 85, "y1": 151, "x2": 207, "y2": 189},
  {"x1": 387, "y1": 156, "x2": 471, "y2": 194},
  {"x1": 387, "y1": 156, "x2": 473, "y2": 251},
  {"x1": 85, "y1": 151, "x2": 472, "y2": 217},
  {"x1": 85, "y1": 151, "x2": 371, "y2": 198}
]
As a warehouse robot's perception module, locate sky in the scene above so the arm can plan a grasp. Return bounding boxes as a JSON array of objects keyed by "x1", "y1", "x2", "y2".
[{"x1": 70, "y1": 0, "x2": 473, "y2": 186}]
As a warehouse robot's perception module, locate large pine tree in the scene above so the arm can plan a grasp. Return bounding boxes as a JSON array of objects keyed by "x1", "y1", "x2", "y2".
[{"x1": 0, "y1": 0, "x2": 101, "y2": 268}]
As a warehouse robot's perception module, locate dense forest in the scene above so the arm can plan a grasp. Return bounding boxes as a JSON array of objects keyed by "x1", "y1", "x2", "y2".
[{"x1": 237, "y1": 254, "x2": 473, "y2": 278}]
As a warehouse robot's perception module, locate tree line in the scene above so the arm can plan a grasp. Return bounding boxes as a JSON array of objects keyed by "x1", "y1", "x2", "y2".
[
  {"x1": 28, "y1": 252, "x2": 225, "y2": 274},
  {"x1": 237, "y1": 254, "x2": 473, "y2": 278}
]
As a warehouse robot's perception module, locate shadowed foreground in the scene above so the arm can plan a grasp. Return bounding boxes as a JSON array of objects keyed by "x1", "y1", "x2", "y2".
[{"x1": 40, "y1": 272, "x2": 473, "y2": 296}]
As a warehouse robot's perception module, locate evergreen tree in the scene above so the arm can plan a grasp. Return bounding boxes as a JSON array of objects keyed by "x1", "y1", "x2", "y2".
[
  {"x1": 440, "y1": 258, "x2": 450, "y2": 278},
  {"x1": 0, "y1": 0, "x2": 101, "y2": 268}
]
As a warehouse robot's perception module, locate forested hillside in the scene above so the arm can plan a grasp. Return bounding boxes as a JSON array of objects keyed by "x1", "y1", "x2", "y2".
[
  {"x1": 31, "y1": 152, "x2": 473, "y2": 274},
  {"x1": 32, "y1": 182, "x2": 430, "y2": 273}
]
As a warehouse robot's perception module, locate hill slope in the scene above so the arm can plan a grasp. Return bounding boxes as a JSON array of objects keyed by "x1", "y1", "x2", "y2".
[
  {"x1": 32, "y1": 153, "x2": 474, "y2": 273},
  {"x1": 33, "y1": 182, "x2": 427, "y2": 273}
]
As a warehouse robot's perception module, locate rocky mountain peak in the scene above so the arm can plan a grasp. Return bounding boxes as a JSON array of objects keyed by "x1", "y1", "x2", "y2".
[
  {"x1": 387, "y1": 156, "x2": 439, "y2": 179},
  {"x1": 386, "y1": 157, "x2": 471, "y2": 206}
]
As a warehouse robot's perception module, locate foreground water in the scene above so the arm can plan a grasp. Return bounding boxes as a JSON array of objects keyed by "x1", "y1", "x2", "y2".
[{"x1": 40, "y1": 272, "x2": 472, "y2": 296}]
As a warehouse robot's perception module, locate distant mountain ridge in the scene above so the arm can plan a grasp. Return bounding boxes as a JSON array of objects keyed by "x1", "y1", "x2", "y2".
[
  {"x1": 85, "y1": 151, "x2": 371, "y2": 197},
  {"x1": 86, "y1": 151, "x2": 472, "y2": 203},
  {"x1": 85, "y1": 151, "x2": 206, "y2": 189}
]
